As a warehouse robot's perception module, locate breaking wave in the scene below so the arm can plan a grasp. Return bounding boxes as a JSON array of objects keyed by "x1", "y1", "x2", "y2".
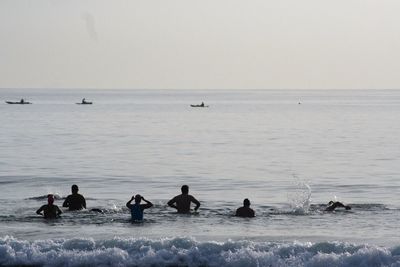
[{"x1": 1, "y1": 236, "x2": 400, "y2": 267}]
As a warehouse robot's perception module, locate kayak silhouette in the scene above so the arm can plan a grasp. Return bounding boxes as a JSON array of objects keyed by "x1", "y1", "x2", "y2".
[{"x1": 6, "y1": 100, "x2": 32, "y2": 104}]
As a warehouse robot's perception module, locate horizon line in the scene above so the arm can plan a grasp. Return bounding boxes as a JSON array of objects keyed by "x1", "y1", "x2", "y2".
[{"x1": 1, "y1": 87, "x2": 399, "y2": 91}]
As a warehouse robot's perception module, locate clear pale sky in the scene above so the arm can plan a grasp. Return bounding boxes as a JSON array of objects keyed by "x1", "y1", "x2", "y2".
[{"x1": 1, "y1": 0, "x2": 400, "y2": 89}]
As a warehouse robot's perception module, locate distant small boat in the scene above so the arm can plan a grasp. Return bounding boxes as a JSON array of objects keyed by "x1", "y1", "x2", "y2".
[
  {"x1": 190, "y1": 104, "x2": 209, "y2": 108},
  {"x1": 6, "y1": 101, "x2": 32, "y2": 105},
  {"x1": 77, "y1": 98, "x2": 92, "y2": 105},
  {"x1": 190, "y1": 102, "x2": 208, "y2": 108}
]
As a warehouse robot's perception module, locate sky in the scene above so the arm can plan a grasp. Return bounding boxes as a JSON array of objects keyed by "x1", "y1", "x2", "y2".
[{"x1": 1, "y1": 0, "x2": 400, "y2": 90}]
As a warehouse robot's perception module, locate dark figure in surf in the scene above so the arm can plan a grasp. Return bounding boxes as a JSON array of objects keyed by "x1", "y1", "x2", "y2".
[
  {"x1": 63, "y1": 184, "x2": 86, "y2": 211},
  {"x1": 126, "y1": 194, "x2": 153, "y2": 221},
  {"x1": 235, "y1": 198, "x2": 255, "y2": 218},
  {"x1": 325, "y1": 201, "x2": 351, "y2": 211},
  {"x1": 20, "y1": 99, "x2": 24, "y2": 104},
  {"x1": 82, "y1": 98, "x2": 86, "y2": 104},
  {"x1": 200, "y1": 102, "x2": 204, "y2": 107},
  {"x1": 36, "y1": 194, "x2": 62, "y2": 219},
  {"x1": 168, "y1": 185, "x2": 200, "y2": 213}
]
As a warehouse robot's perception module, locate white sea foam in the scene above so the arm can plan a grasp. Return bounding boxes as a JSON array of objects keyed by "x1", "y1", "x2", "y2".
[{"x1": 1, "y1": 236, "x2": 399, "y2": 267}]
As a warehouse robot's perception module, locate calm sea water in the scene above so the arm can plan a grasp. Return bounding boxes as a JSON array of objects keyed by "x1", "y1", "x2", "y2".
[{"x1": 1, "y1": 89, "x2": 400, "y2": 266}]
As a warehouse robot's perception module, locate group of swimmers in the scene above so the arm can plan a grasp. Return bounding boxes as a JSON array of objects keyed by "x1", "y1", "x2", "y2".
[
  {"x1": 36, "y1": 184, "x2": 351, "y2": 220},
  {"x1": 36, "y1": 184, "x2": 86, "y2": 219}
]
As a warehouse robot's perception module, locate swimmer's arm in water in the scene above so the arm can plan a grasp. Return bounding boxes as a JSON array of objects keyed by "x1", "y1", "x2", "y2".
[
  {"x1": 334, "y1": 201, "x2": 351, "y2": 210},
  {"x1": 325, "y1": 201, "x2": 351, "y2": 211},
  {"x1": 167, "y1": 196, "x2": 178, "y2": 210}
]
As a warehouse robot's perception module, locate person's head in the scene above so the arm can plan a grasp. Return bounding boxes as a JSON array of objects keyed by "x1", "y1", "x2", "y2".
[
  {"x1": 181, "y1": 185, "x2": 189, "y2": 194},
  {"x1": 47, "y1": 194, "x2": 54, "y2": 205},
  {"x1": 134, "y1": 194, "x2": 142, "y2": 204},
  {"x1": 243, "y1": 198, "x2": 251, "y2": 207},
  {"x1": 328, "y1": 201, "x2": 334, "y2": 206},
  {"x1": 71, "y1": 184, "x2": 79, "y2": 194}
]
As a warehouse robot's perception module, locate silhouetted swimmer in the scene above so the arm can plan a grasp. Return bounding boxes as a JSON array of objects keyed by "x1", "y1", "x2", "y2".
[
  {"x1": 167, "y1": 185, "x2": 200, "y2": 214},
  {"x1": 20, "y1": 99, "x2": 24, "y2": 104},
  {"x1": 126, "y1": 194, "x2": 153, "y2": 221},
  {"x1": 200, "y1": 102, "x2": 205, "y2": 107},
  {"x1": 325, "y1": 201, "x2": 351, "y2": 211},
  {"x1": 63, "y1": 184, "x2": 86, "y2": 211},
  {"x1": 82, "y1": 98, "x2": 86, "y2": 104},
  {"x1": 36, "y1": 194, "x2": 62, "y2": 219},
  {"x1": 235, "y1": 198, "x2": 255, "y2": 218}
]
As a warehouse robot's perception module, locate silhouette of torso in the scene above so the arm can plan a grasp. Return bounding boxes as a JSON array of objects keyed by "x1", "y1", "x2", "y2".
[
  {"x1": 235, "y1": 206, "x2": 255, "y2": 217},
  {"x1": 127, "y1": 203, "x2": 152, "y2": 220},
  {"x1": 64, "y1": 194, "x2": 86, "y2": 211},
  {"x1": 38, "y1": 204, "x2": 61, "y2": 219},
  {"x1": 170, "y1": 194, "x2": 198, "y2": 213}
]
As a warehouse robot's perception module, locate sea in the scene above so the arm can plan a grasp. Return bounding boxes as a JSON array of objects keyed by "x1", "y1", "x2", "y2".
[{"x1": 0, "y1": 89, "x2": 400, "y2": 267}]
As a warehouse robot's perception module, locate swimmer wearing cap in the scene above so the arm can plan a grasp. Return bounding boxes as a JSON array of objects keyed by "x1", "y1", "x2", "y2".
[
  {"x1": 126, "y1": 194, "x2": 153, "y2": 221},
  {"x1": 36, "y1": 194, "x2": 62, "y2": 219}
]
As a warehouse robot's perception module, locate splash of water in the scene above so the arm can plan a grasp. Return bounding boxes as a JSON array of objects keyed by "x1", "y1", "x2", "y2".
[{"x1": 287, "y1": 174, "x2": 312, "y2": 214}]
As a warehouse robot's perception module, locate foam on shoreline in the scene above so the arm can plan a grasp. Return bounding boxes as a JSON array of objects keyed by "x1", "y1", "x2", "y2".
[{"x1": 1, "y1": 236, "x2": 400, "y2": 267}]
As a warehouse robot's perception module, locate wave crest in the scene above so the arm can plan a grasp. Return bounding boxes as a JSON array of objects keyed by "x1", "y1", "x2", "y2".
[{"x1": 1, "y1": 236, "x2": 400, "y2": 267}]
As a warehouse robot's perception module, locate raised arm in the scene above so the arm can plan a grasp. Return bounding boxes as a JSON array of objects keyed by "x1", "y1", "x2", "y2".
[
  {"x1": 141, "y1": 197, "x2": 153, "y2": 209},
  {"x1": 167, "y1": 196, "x2": 178, "y2": 210},
  {"x1": 126, "y1": 196, "x2": 134, "y2": 208}
]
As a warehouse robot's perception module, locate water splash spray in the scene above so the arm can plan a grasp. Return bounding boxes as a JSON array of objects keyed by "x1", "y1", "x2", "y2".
[{"x1": 287, "y1": 174, "x2": 311, "y2": 214}]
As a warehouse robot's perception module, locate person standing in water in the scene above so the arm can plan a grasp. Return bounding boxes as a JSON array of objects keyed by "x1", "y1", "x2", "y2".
[
  {"x1": 167, "y1": 185, "x2": 200, "y2": 213},
  {"x1": 235, "y1": 198, "x2": 255, "y2": 218},
  {"x1": 36, "y1": 194, "x2": 62, "y2": 219},
  {"x1": 126, "y1": 194, "x2": 153, "y2": 221},
  {"x1": 63, "y1": 184, "x2": 86, "y2": 211}
]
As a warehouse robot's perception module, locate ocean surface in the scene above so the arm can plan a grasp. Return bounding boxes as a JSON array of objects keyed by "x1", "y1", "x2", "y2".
[{"x1": 0, "y1": 89, "x2": 400, "y2": 266}]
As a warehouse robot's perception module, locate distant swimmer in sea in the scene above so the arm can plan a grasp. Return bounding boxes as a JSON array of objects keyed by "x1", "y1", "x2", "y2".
[
  {"x1": 126, "y1": 194, "x2": 153, "y2": 221},
  {"x1": 20, "y1": 98, "x2": 24, "y2": 104},
  {"x1": 167, "y1": 185, "x2": 200, "y2": 214},
  {"x1": 82, "y1": 98, "x2": 86, "y2": 104},
  {"x1": 63, "y1": 184, "x2": 86, "y2": 211},
  {"x1": 325, "y1": 201, "x2": 351, "y2": 211},
  {"x1": 200, "y1": 102, "x2": 205, "y2": 107},
  {"x1": 36, "y1": 194, "x2": 62, "y2": 219},
  {"x1": 235, "y1": 198, "x2": 255, "y2": 218}
]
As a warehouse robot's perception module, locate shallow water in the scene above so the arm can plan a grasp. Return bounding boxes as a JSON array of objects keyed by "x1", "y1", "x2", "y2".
[{"x1": 1, "y1": 89, "x2": 400, "y2": 266}]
